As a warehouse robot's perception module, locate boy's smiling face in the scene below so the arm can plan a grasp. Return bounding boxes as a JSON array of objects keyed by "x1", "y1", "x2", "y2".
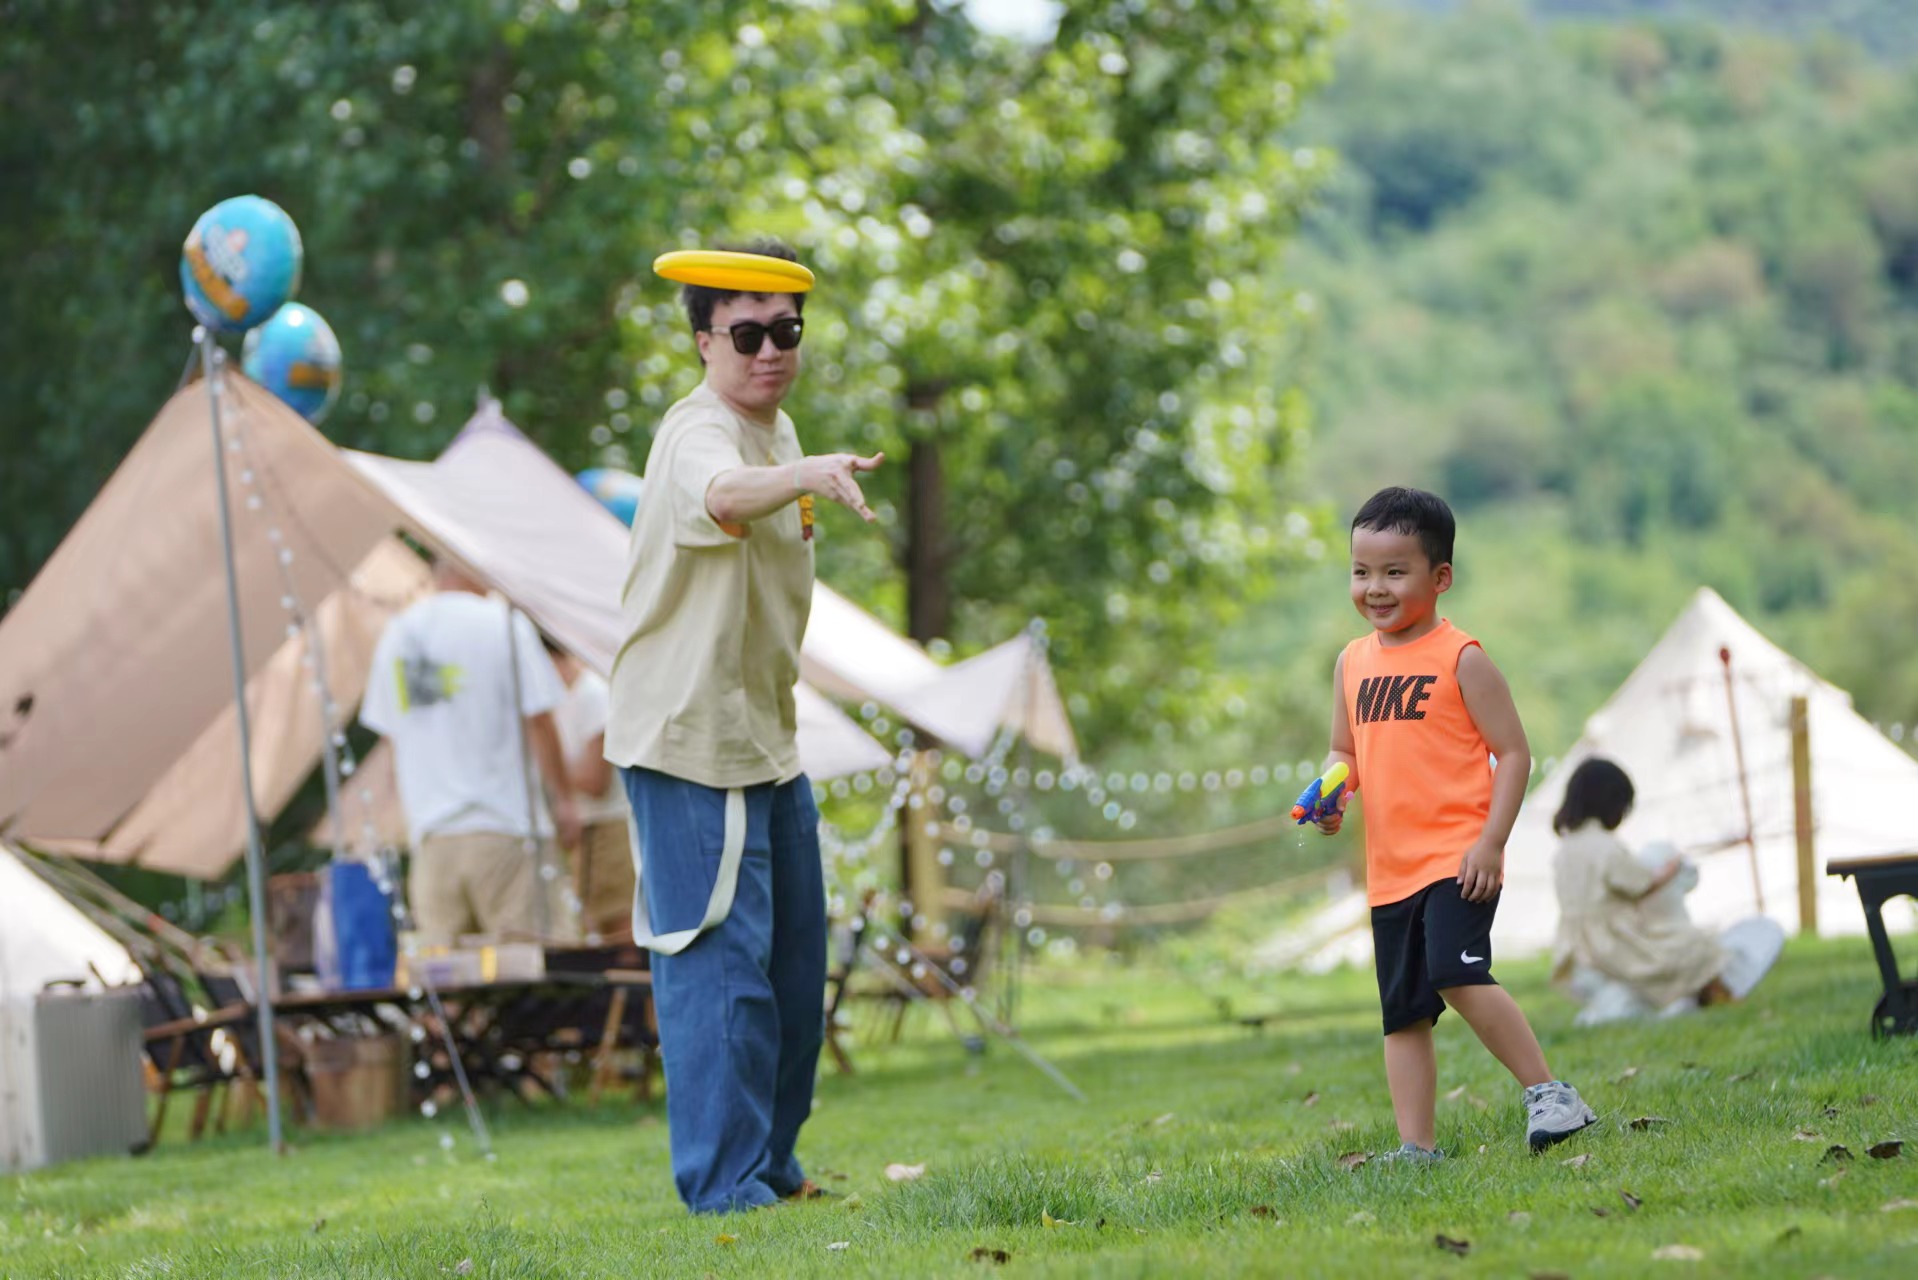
[{"x1": 1350, "y1": 524, "x2": 1452, "y2": 643}]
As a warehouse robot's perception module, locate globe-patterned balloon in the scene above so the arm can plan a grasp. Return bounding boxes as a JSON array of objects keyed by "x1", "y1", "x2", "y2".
[
  {"x1": 242, "y1": 303, "x2": 343, "y2": 424},
  {"x1": 179, "y1": 195, "x2": 304, "y2": 332},
  {"x1": 577, "y1": 468, "x2": 644, "y2": 526}
]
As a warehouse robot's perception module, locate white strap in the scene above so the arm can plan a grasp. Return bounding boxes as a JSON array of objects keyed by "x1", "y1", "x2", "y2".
[{"x1": 629, "y1": 788, "x2": 746, "y2": 955}]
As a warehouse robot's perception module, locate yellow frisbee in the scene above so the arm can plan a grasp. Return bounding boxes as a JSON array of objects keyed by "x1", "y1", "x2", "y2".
[{"x1": 653, "y1": 249, "x2": 815, "y2": 293}]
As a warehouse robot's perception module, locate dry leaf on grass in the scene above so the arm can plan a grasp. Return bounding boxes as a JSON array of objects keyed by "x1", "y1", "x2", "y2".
[
  {"x1": 1792, "y1": 1129, "x2": 1822, "y2": 1142},
  {"x1": 885, "y1": 1163, "x2": 927, "y2": 1182},
  {"x1": 1041, "y1": 1210, "x2": 1074, "y2": 1228},
  {"x1": 827, "y1": 1242, "x2": 850, "y2": 1252},
  {"x1": 1150, "y1": 1112, "x2": 1175, "y2": 1127},
  {"x1": 1591, "y1": 1207, "x2": 1611, "y2": 1219},
  {"x1": 1338, "y1": 1151, "x2": 1370, "y2": 1171},
  {"x1": 1868, "y1": 1140, "x2": 1904, "y2": 1159},
  {"x1": 1250, "y1": 1205, "x2": 1278, "y2": 1219},
  {"x1": 453, "y1": 1262, "x2": 474, "y2": 1277},
  {"x1": 1444, "y1": 1085, "x2": 1468, "y2": 1102},
  {"x1": 1652, "y1": 1244, "x2": 1704, "y2": 1261},
  {"x1": 1615, "y1": 1066, "x2": 1640, "y2": 1083},
  {"x1": 1620, "y1": 1189, "x2": 1642, "y2": 1211},
  {"x1": 1862, "y1": 1094, "x2": 1881, "y2": 1105},
  {"x1": 969, "y1": 1246, "x2": 1011, "y2": 1264},
  {"x1": 1434, "y1": 1234, "x2": 1471, "y2": 1256},
  {"x1": 714, "y1": 1235, "x2": 738, "y2": 1246},
  {"x1": 1562, "y1": 1153, "x2": 1592, "y2": 1169},
  {"x1": 1302, "y1": 1092, "x2": 1320, "y2": 1107},
  {"x1": 1728, "y1": 1071, "x2": 1755, "y2": 1083},
  {"x1": 1822, "y1": 1145, "x2": 1853, "y2": 1164},
  {"x1": 1630, "y1": 1116, "x2": 1673, "y2": 1131}
]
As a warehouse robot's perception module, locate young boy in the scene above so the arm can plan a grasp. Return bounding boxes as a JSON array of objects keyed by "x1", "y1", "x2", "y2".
[{"x1": 1314, "y1": 486, "x2": 1596, "y2": 1159}]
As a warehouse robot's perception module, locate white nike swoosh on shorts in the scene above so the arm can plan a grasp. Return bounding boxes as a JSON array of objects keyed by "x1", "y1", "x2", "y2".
[{"x1": 1461, "y1": 950, "x2": 1485, "y2": 964}]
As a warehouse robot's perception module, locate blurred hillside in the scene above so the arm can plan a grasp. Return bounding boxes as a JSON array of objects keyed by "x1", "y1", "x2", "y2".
[
  {"x1": 1391, "y1": 0, "x2": 1918, "y2": 62},
  {"x1": 1233, "y1": 0, "x2": 1918, "y2": 769}
]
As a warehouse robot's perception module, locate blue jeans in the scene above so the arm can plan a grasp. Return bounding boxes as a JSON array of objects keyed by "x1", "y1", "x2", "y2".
[{"x1": 621, "y1": 767, "x2": 827, "y2": 1213}]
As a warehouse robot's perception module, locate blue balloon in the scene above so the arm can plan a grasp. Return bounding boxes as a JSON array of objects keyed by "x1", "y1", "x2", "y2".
[
  {"x1": 243, "y1": 303, "x2": 342, "y2": 424},
  {"x1": 180, "y1": 195, "x2": 304, "y2": 333},
  {"x1": 576, "y1": 468, "x2": 644, "y2": 526}
]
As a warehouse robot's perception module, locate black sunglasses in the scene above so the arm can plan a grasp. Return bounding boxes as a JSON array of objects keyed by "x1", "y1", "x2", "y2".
[{"x1": 706, "y1": 316, "x2": 803, "y2": 356}]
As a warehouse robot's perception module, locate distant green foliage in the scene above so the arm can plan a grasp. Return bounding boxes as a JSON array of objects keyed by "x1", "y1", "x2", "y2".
[{"x1": 1245, "y1": 2, "x2": 1918, "y2": 757}]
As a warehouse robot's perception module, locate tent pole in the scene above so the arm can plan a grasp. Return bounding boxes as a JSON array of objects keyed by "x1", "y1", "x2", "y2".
[
  {"x1": 1718, "y1": 646, "x2": 1765, "y2": 915},
  {"x1": 199, "y1": 328, "x2": 284, "y2": 1153},
  {"x1": 1790, "y1": 695, "x2": 1817, "y2": 935},
  {"x1": 302, "y1": 611, "x2": 348, "y2": 863}
]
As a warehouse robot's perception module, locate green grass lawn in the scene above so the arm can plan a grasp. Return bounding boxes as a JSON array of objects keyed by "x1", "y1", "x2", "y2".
[{"x1": 5, "y1": 937, "x2": 1915, "y2": 1279}]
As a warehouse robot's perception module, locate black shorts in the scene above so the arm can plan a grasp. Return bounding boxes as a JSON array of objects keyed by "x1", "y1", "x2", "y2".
[{"x1": 1371, "y1": 877, "x2": 1500, "y2": 1035}]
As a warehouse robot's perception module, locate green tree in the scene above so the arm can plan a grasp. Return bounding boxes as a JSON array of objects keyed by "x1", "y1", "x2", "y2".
[
  {"x1": 612, "y1": 0, "x2": 1340, "y2": 744},
  {"x1": 1, "y1": 0, "x2": 1340, "y2": 754}
]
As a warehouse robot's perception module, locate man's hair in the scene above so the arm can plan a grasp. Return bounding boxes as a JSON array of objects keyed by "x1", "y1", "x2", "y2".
[
  {"x1": 1350, "y1": 486, "x2": 1455, "y2": 567},
  {"x1": 1552, "y1": 756, "x2": 1636, "y2": 834},
  {"x1": 681, "y1": 237, "x2": 807, "y2": 334}
]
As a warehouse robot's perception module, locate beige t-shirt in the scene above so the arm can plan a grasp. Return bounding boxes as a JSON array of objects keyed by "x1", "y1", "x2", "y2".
[{"x1": 604, "y1": 381, "x2": 813, "y2": 789}]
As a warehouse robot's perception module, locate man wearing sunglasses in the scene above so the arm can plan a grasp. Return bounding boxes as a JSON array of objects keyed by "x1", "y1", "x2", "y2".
[{"x1": 606, "y1": 238, "x2": 882, "y2": 1215}]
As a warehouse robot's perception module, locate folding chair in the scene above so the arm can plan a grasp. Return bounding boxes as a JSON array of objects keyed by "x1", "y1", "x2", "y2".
[{"x1": 137, "y1": 965, "x2": 258, "y2": 1143}]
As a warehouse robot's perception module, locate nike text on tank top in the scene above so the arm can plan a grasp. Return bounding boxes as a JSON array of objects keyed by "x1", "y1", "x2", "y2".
[{"x1": 1341, "y1": 620, "x2": 1496, "y2": 907}]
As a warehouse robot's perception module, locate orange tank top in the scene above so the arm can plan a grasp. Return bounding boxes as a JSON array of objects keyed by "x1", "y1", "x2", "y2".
[{"x1": 1341, "y1": 620, "x2": 1494, "y2": 906}]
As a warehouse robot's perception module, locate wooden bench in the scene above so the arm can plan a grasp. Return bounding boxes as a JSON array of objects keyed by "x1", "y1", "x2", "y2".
[{"x1": 1828, "y1": 854, "x2": 1918, "y2": 1038}]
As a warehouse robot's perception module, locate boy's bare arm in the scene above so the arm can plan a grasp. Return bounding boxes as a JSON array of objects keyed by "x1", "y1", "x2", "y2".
[
  {"x1": 1455, "y1": 645, "x2": 1531, "y2": 901},
  {"x1": 1316, "y1": 651, "x2": 1358, "y2": 835}
]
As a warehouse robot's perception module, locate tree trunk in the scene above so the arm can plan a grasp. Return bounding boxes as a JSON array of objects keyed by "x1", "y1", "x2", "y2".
[{"x1": 905, "y1": 434, "x2": 950, "y2": 645}]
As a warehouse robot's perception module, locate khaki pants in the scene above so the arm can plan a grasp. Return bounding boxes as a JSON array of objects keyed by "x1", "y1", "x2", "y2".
[
  {"x1": 411, "y1": 831, "x2": 547, "y2": 946},
  {"x1": 573, "y1": 818, "x2": 637, "y2": 942}
]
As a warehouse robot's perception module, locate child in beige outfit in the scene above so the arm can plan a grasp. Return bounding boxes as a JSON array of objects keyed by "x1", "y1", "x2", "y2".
[{"x1": 1549, "y1": 758, "x2": 1728, "y2": 1011}]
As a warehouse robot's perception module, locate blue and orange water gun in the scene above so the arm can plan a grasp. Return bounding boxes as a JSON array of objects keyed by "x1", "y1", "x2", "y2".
[{"x1": 1291, "y1": 762, "x2": 1350, "y2": 826}]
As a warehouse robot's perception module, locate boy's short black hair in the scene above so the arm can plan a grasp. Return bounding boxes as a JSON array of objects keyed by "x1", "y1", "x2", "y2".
[
  {"x1": 1351, "y1": 486, "x2": 1455, "y2": 567},
  {"x1": 1552, "y1": 757, "x2": 1635, "y2": 834},
  {"x1": 680, "y1": 237, "x2": 807, "y2": 335}
]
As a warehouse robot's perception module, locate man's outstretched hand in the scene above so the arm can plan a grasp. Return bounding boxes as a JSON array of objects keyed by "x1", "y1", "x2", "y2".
[{"x1": 796, "y1": 452, "x2": 885, "y2": 521}]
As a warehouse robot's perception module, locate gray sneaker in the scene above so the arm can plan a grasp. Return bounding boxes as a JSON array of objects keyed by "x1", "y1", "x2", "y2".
[
  {"x1": 1377, "y1": 1141, "x2": 1446, "y2": 1164},
  {"x1": 1524, "y1": 1080, "x2": 1597, "y2": 1152}
]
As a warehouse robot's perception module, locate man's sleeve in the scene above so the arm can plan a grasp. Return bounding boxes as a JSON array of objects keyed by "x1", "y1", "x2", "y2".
[
  {"x1": 670, "y1": 420, "x2": 750, "y2": 548},
  {"x1": 358, "y1": 620, "x2": 403, "y2": 735},
  {"x1": 512, "y1": 612, "x2": 563, "y2": 717},
  {"x1": 1600, "y1": 842, "x2": 1658, "y2": 898}
]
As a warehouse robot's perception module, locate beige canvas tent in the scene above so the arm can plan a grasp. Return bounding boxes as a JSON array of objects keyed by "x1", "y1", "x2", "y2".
[
  {"x1": 0, "y1": 377, "x2": 1074, "y2": 878},
  {"x1": 1493, "y1": 587, "x2": 1918, "y2": 955}
]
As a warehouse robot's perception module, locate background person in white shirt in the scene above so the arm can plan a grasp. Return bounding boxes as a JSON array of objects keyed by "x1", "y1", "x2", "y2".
[
  {"x1": 361, "y1": 558, "x2": 580, "y2": 946},
  {"x1": 544, "y1": 637, "x2": 635, "y2": 942},
  {"x1": 606, "y1": 238, "x2": 881, "y2": 1214}
]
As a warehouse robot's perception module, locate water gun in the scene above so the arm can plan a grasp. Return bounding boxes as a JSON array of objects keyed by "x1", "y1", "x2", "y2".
[{"x1": 1291, "y1": 762, "x2": 1350, "y2": 825}]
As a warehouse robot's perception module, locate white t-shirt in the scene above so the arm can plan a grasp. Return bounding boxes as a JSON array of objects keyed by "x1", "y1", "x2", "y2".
[
  {"x1": 360, "y1": 591, "x2": 563, "y2": 845},
  {"x1": 553, "y1": 670, "x2": 627, "y2": 826},
  {"x1": 605, "y1": 381, "x2": 814, "y2": 788}
]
